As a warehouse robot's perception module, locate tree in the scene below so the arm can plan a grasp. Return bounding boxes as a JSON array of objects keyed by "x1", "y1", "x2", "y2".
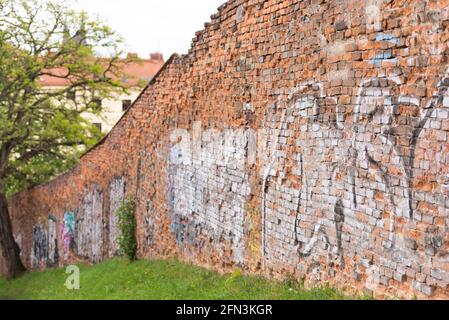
[{"x1": 0, "y1": 0, "x2": 127, "y2": 278}]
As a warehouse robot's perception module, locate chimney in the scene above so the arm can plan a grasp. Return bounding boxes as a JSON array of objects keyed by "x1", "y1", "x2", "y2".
[
  {"x1": 150, "y1": 52, "x2": 164, "y2": 62},
  {"x1": 127, "y1": 52, "x2": 139, "y2": 59}
]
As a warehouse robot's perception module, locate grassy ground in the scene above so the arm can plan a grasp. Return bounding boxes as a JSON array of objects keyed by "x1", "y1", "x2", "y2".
[{"x1": 0, "y1": 258, "x2": 359, "y2": 300}]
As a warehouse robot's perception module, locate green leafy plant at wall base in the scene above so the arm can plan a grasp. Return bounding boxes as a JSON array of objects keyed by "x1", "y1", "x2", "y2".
[{"x1": 117, "y1": 197, "x2": 137, "y2": 261}]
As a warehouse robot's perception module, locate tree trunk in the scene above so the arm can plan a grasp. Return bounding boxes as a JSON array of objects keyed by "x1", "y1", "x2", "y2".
[{"x1": 0, "y1": 192, "x2": 25, "y2": 279}]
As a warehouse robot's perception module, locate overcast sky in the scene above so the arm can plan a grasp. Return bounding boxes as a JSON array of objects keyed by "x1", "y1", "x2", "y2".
[{"x1": 75, "y1": 0, "x2": 225, "y2": 60}]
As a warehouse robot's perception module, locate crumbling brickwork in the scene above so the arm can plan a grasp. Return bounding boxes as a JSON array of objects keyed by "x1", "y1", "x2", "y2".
[{"x1": 6, "y1": 0, "x2": 449, "y2": 299}]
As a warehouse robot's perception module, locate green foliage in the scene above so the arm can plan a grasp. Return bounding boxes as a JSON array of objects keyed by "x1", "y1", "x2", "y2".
[
  {"x1": 0, "y1": 258, "x2": 362, "y2": 300},
  {"x1": 282, "y1": 273, "x2": 303, "y2": 290},
  {"x1": 117, "y1": 197, "x2": 137, "y2": 261},
  {"x1": 224, "y1": 268, "x2": 242, "y2": 289},
  {"x1": 0, "y1": 0, "x2": 127, "y2": 195},
  {"x1": 4, "y1": 112, "x2": 104, "y2": 195}
]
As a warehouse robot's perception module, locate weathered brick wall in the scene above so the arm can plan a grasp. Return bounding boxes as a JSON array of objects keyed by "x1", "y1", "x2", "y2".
[{"x1": 7, "y1": 0, "x2": 449, "y2": 299}]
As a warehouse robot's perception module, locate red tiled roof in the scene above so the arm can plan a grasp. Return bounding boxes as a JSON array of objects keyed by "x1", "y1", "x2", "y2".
[{"x1": 38, "y1": 53, "x2": 164, "y2": 88}]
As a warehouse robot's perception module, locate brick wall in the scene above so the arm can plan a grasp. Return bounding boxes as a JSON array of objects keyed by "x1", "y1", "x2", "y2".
[{"x1": 7, "y1": 0, "x2": 449, "y2": 299}]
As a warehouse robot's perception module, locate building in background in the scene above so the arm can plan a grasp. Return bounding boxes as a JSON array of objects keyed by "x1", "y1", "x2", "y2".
[{"x1": 39, "y1": 53, "x2": 164, "y2": 133}]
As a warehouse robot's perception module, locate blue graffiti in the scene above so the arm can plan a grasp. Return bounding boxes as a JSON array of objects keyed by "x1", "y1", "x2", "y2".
[
  {"x1": 375, "y1": 33, "x2": 400, "y2": 45},
  {"x1": 62, "y1": 210, "x2": 76, "y2": 254},
  {"x1": 173, "y1": 222, "x2": 184, "y2": 246},
  {"x1": 369, "y1": 51, "x2": 398, "y2": 67}
]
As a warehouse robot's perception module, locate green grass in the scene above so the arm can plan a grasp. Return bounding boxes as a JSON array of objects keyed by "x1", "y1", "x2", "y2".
[{"x1": 0, "y1": 258, "x2": 360, "y2": 300}]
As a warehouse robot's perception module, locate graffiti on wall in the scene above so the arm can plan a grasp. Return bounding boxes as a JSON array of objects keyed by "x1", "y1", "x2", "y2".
[
  {"x1": 77, "y1": 185, "x2": 104, "y2": 263},
  {"x1": 31, "y1": 216, "x2": 59, "y2": 268},
  {"x1": 47, "y1": 215, "x2": 59, "y2": 267},
  {"x1": 27, "y1": 181, "x2": 127, "y2": 265},
  {"x1": 29, "y1": 182, "x2": 126, "y2": 266},
  {"x1": 109, "y1": 177, "x2": 126, "y2": 257},
  {"x1": 261, "y1": 80, "x2": 347, "y2": 275},
  {"x1": 261, "y1": 64, "x2": 449, "y2": 291},
  {"x1": 61, "y1": 210, "x2": 76, "y2": 259},
  {"x1": 168, "y1": 122, "x2": 252, "y2": 264},
  {"x1": 31, "y1": 224, "x2": 48, "y2": 269}
]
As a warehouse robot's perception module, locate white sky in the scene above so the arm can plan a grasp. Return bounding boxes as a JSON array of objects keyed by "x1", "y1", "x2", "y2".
[{"x1": 75, "y1": 0, "x2": 225, "y2": 60}]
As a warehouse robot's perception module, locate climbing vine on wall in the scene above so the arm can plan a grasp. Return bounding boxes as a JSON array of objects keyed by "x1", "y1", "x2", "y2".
[{"x1": 117, "y1": 197, "x2": 137, "y2": 261}]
